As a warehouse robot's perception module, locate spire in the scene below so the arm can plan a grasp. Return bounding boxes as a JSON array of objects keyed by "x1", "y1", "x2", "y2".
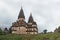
[
  {"x1": 28, "y1": 13, "x2": 34, "y2": 23},
  {"x1": 18, "y1": 7, "x2": 25, "y2": 19}
]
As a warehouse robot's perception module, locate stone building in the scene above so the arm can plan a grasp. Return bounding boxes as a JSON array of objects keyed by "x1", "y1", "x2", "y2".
[
  {"x1": 4, "y1": 28, "x2": 9, "y2": 34},
  {"x1": 11, "y1": 7, "x2": 38, "y2": 34}
]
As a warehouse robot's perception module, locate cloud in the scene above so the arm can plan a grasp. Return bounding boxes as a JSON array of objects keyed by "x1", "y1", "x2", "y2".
[{"x1": 0, "y1": 0, "x2": 60, "y2": 33}]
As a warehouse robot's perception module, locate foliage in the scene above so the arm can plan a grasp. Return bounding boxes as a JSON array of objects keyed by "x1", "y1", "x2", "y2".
[
  {"x1": 54, "y1": 26, "x2": 60, "y2": 33},
  {"x1": 9, "y1": 27, "x2": 12, "y2": 33},
  {"x1": 0, "y1": 28, "x2": 2, "y2": 35},
  {"x1": 58, "y1": 26, "x2": 60, "y2": 33},
  {"x1": 0, "y1": 33, "x2": 60, "y2": 40},
  {"x1": 43, "y1": 29, "x2": 47, "y2": 34}
]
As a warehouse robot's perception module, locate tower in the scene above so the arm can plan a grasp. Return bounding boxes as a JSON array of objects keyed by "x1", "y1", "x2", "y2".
[
  {"x1": 12, "y1": 7, "x2": 27, "y2": 34},
  {"x1": 11, "y1": 7, "x2": 38, "y2": 34},
  {"x1": 26, "y1": 13, "x2": 38, "y2": 34},
  {"x1": 28, "y1": 13, "x2": 34, "y2": 23},
  {"x1": 18, "y1": 7, "x2": 25, "y2": 19}
]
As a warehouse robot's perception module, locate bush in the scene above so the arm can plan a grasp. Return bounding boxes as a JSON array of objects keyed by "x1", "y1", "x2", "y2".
[{"x1": 0, "y1": 28, "x2": 3, "y2": 35}]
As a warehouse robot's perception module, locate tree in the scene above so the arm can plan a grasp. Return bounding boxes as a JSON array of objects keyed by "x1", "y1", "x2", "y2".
[
  {"x1": 43, "y1": 29, "x2": 47, "y2": 34},
  {"x1": 58, "y1": 26, "x2": 60, "y2": 33},
  {"x1": 9, "y1": 27, "x2": 12, "y2": 33},
  {"x1": 0, "y1": 28, "x2": 2, "y2": 34},
  {"x1": 54, "y1": 26, "x2": 60, "y2": 33}
]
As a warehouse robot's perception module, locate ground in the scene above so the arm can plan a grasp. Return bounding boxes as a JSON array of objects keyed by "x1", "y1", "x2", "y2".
[{"x1": 0, "y1": 33, "x2": 60, "y2": 40}]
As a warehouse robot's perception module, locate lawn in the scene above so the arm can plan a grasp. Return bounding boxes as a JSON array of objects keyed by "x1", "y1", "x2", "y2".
[{"x1": 0, "y1": 33, "x2": 60, "y2": 40}]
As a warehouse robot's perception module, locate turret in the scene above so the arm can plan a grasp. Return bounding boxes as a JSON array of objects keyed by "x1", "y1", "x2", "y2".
[
  {"x1": 28, "y1": 13, "x2": 34, "y2": 23},
  {"x1": 18, "y1": 7, "x2": 25, "y2": 20}
]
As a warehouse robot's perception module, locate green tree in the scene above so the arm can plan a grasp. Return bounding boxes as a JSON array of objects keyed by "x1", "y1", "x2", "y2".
[
  {"x1": 58, "y1": 26, "x2": 60, "y2": 33},
  {"x1": 0, "y1": 28, "x2": 2, "y2": 34},
  {"x1": 9, "y1": 27, "x2": 12, "y2": 33},
  {"x1": 43, "y1": 29, "x2": 47, "y2": 34}
]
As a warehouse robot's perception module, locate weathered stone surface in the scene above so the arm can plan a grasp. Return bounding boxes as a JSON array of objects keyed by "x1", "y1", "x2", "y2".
[{"x1": 12, "y1": 7, "x2": 38, "y2": 34}]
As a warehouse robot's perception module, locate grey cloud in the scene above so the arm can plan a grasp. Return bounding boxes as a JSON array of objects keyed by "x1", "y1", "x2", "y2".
[{"x1": 0, "y1": 0, "x2": 60, "y2": 33}]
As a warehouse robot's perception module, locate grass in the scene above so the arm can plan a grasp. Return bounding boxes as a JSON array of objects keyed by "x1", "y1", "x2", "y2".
[{"x1": 0, "y1": 33, "x2": 60, "y2": 40}]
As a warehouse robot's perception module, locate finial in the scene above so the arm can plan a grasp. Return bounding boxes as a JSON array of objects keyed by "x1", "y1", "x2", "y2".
[
  {"x1": 21, "y1": 6, "x2": 23, "y2": 9},
  {"x1": 20, "y1": 3, "x2": 23, "y2": 10},
  {"x1": 30, "y1": 12, "x2": 32, "y2": 16}
]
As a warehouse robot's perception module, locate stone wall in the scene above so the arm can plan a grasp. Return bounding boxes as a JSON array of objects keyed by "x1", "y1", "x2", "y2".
[{"x1": 12, "y1": 27, "x2": 27, "y2": 34}]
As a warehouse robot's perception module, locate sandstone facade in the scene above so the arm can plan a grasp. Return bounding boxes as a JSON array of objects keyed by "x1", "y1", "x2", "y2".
[{"x1": 11, "y1": 7, "x2": 38, "y2": 34}]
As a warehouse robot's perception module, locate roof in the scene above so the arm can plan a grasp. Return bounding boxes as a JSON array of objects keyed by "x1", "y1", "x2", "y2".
[
  {"x1": 28, "y1": 13, "x2": 34, "y2": 23},
  {"x1": 18, "y1": 7, "x2": 25, "y2": 19}
]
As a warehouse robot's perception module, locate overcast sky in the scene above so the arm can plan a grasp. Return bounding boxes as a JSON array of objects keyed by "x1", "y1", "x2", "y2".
[{"x1": 0, "y1": 0, "x2": 60, "y2": 33}]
